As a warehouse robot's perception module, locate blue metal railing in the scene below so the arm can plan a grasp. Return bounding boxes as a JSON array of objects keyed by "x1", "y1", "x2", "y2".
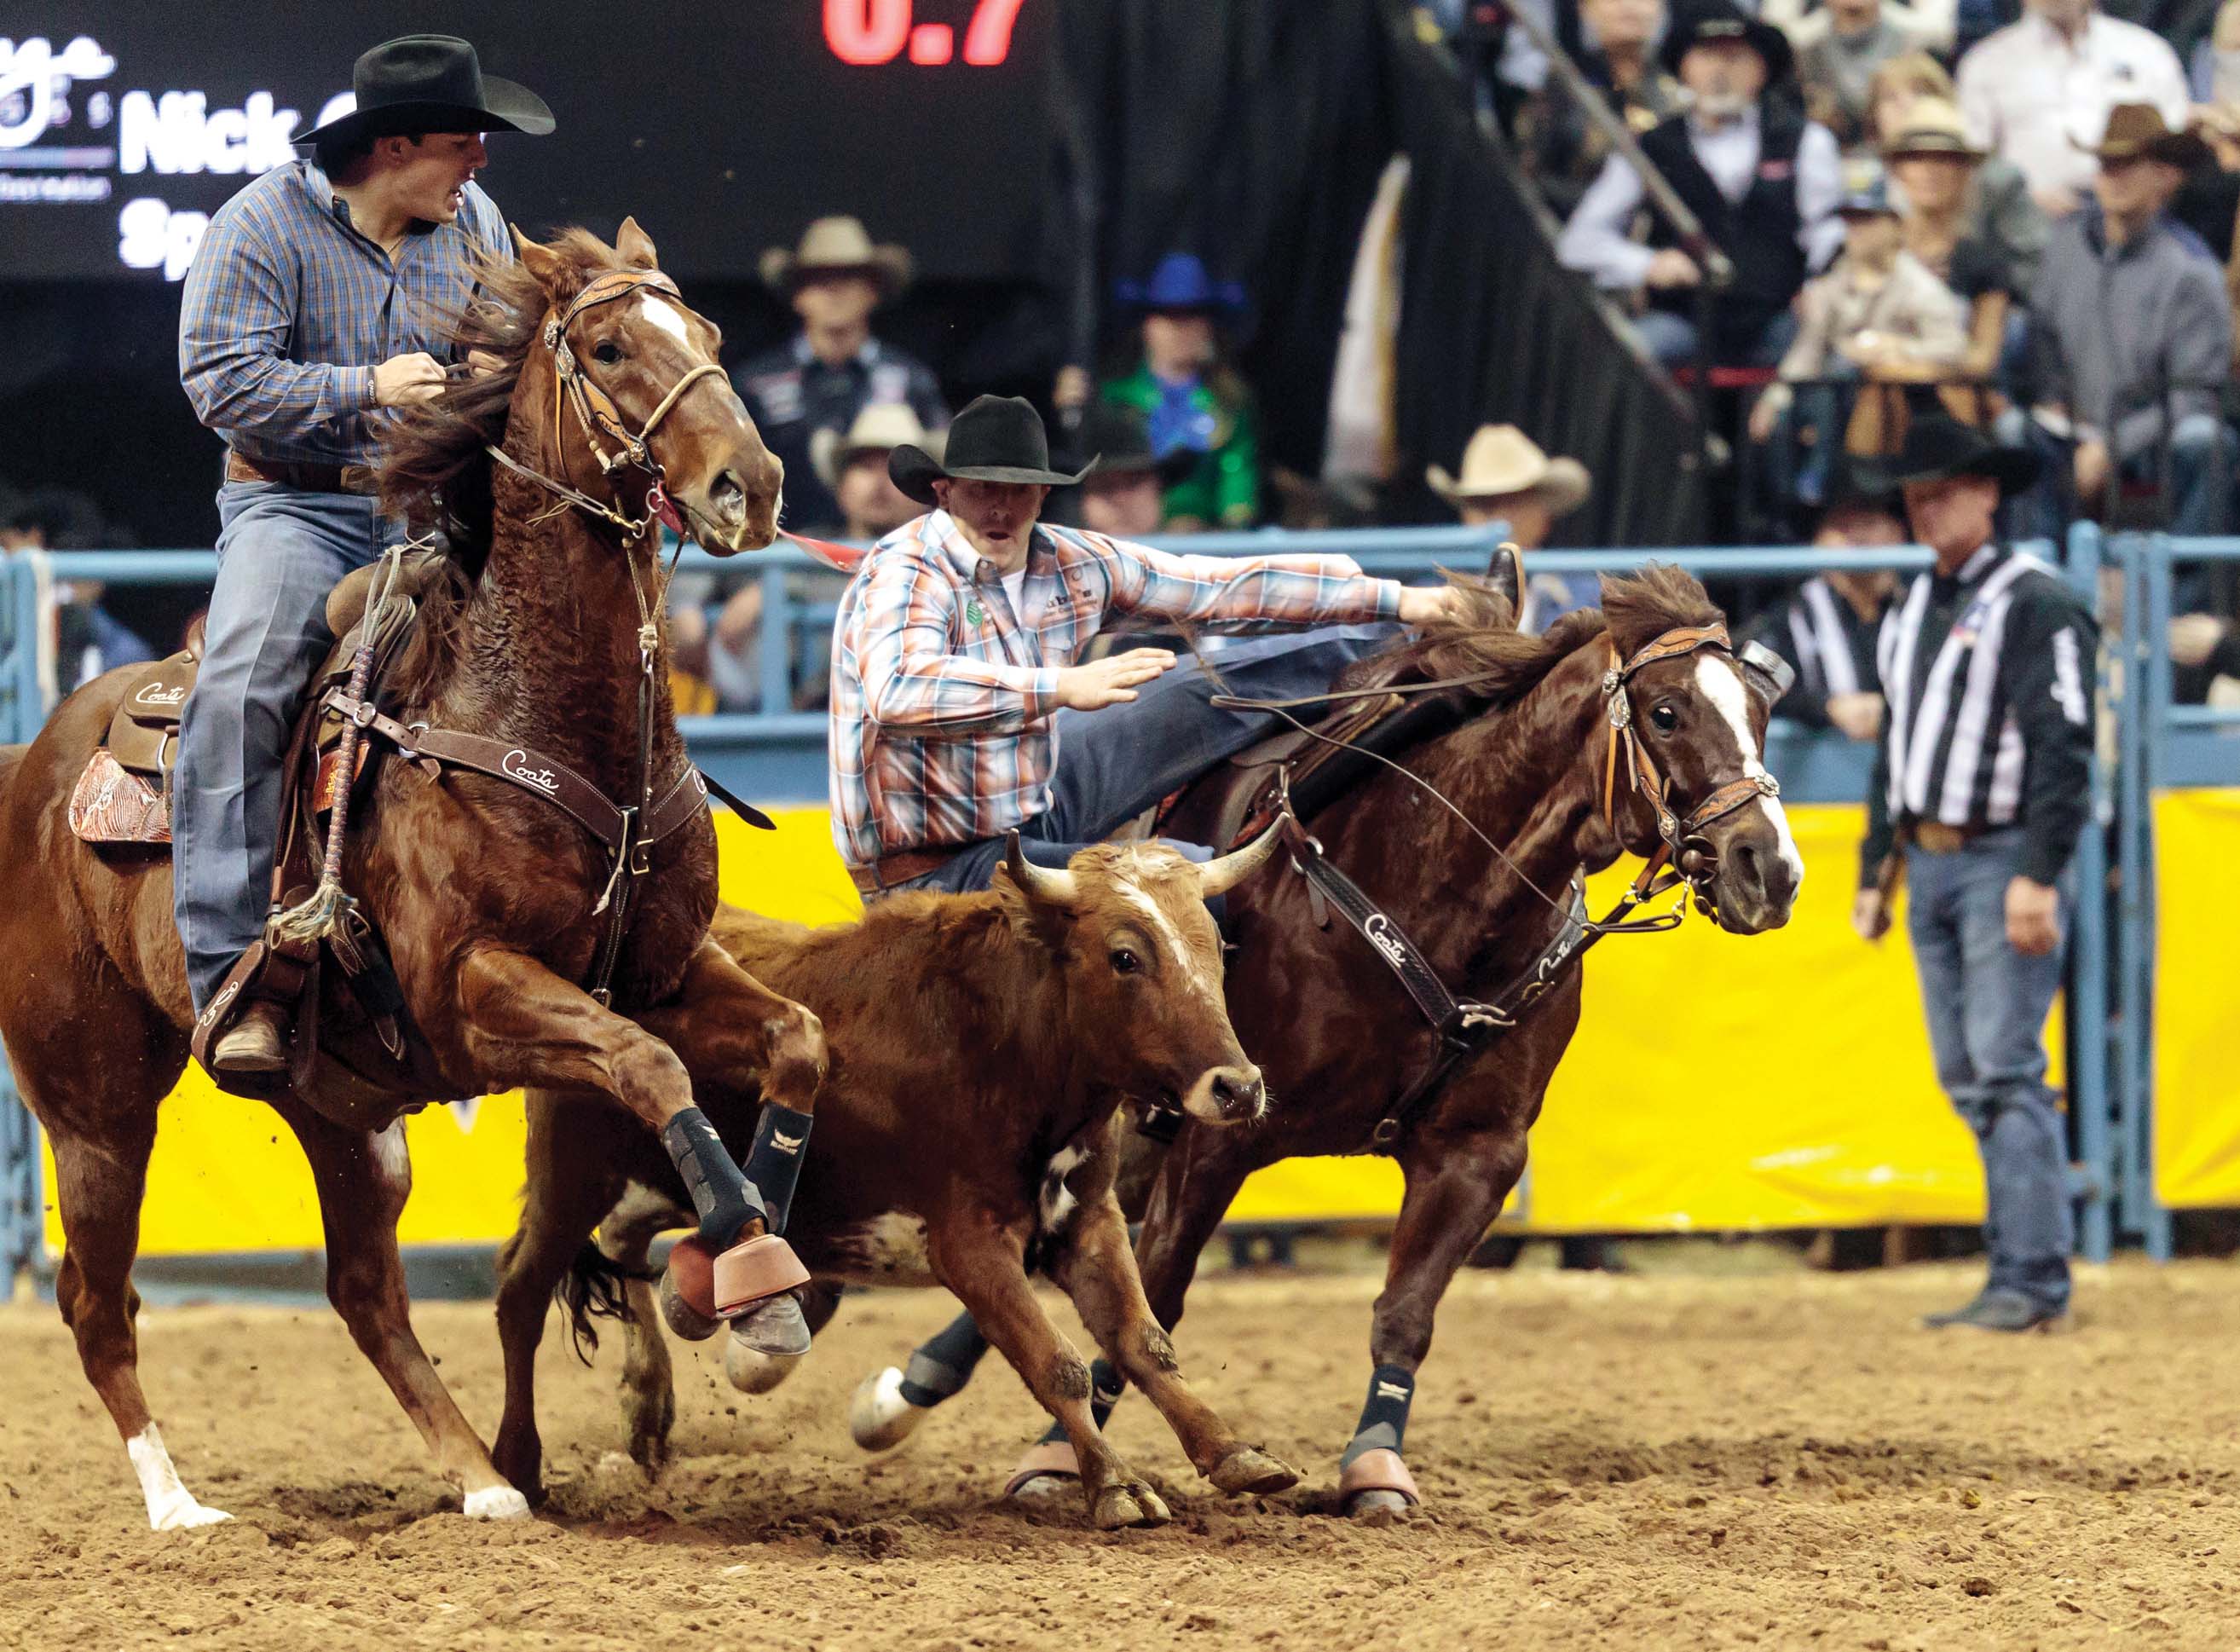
[{"x1": 0, "y1": 523, "x2": 2184, "y2": 1279}]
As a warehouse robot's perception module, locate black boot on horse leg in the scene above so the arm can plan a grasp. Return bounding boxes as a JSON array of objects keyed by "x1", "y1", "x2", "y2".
[{"x1": 850, "y1": 1305, "x2": 993, "y2": 1451}]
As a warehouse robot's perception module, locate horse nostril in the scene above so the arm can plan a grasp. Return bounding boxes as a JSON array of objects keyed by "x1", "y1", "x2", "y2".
[{"x1": 709, "y1": 469, "x2": 746, "y2": 523}]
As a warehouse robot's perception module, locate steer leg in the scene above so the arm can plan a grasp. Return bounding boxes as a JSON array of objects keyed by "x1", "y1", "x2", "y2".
[
  {"x1": 1052, "y1": 1190, "x2": 1298, "y2": 1498},
  {"x1": 594, "y1": 1181, "x2": 692, "y2": 1476},
  {"x1": 455, "y1": 945, "x2": 820, "y2": 1354},
  {"x1": 1342, "y1": 1128, "x2": 1527, "y2": 1516},
  {"x1": 929, "y1": 1210, "x2": 1170, "y2": 1531},
  {"x1": 277, "y1": 1099, "x2": 528, "y2": 1518}
]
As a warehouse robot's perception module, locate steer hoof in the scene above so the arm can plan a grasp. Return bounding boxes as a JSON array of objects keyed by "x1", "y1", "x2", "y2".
[
  {"x1": 849, "y1": 1366, "x2": 928, "y2": 1453},
  {"x1": 463, "y1": 1485, "x2": 531, "y2": 1521},
  {"x1": 1092, "y1": 1480, "x2": 1171, "y2": 1531},
  {"x1": 150, "y1": 1500, "x2": 232, "y2": 1533},
  {"x1": 1347, "y1": 1488, "x2": 1413, "y2": 1520},
  {"x1": 725, "y1": 1326, "x2": 805, "y2": 1395},
  {"x1": 1209, "y1": 1445, "x2": 1300, "y2": 1497}
]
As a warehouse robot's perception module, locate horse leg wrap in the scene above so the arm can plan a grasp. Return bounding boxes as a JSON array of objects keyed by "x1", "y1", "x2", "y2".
[
  {"x1": 742, "y1": 1101, "x2": 814, "y2": 1234},
  {"x1": 900, "y1": 1311, "x2": 992, "y2": 1409},
  {"x1": 1337, "y1": 1363, "x2": 1421, "y2": 1505},
  {"x1": 660, "y1": 1106, "x2": 765, "y2": 1246},
  {"x1": 1030, "y1": 1359, "x2": 1126, "y2": 1447}
]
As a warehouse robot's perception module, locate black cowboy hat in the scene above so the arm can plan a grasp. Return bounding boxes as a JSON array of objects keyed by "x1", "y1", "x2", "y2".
[
  {"x1": 297, "y1": 35, "x2": 555, "y2": 147},
  {"x1": 890, "y1": 395, "x2": 1094, "y2": 505},
  {"x1": 1860, "y1": 412, "x2": 2040, "y2": 500},
  {"x1": 1660, "y1": 1, "x2": 1794, "y2": 90},
  {"x1": 1066, "y1": 401, "x2": 1193, "y2": 488}
]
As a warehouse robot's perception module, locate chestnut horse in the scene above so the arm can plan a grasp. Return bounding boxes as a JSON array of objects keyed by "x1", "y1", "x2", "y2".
[
  {"x1": 0, "y1": 221, "x2": 821, "y2": 1529},
  {"x1": 849, "y1": 568, "x2": 1804, "y2": 1513}
]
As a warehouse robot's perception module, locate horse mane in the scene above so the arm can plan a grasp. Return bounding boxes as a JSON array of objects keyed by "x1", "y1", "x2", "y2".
[
  {"x1": 375, "y1": 228, "x2": 632, "y2": 573},
  {"x1": 1343, "y1": 563, "x2": 1725, "y2": 707}
]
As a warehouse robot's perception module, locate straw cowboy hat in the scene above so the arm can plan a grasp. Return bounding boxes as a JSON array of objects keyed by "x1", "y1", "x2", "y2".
[
  {"x1": 297, "y1": 34, "x2": 553, "y2": 147},
  {"x1": 1882, "y1": 98, "x2": 1986, "y2": 164},
  {"x1": 1426, "y1": 425, "x2": 1592, "y2": 515},
  {"x1": 889, "y1": 395, "x2": 1093, "y2": 505},
  {"x1": 2077, "y1": 102, "x2": 2211, "y2": 170},
  {"x1": 811, "y1": 402, "x2": 939, "y2": 490},
  {"x1": 759, "y1": 216, "x2": 915, "y2": 296}
]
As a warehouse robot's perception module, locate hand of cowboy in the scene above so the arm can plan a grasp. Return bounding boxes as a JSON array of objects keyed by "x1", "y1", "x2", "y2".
[
  {"x1": 1825, "y1": 692, "x2": 1883, "y2": 742},
  {"x1": 1850, "y1": 887, "x2": 1892, "y2": 944},
  {"x1": 2005, "y1": 875, "x2": 2060, "y2": 956},
  {"x1": 1054, "y1": 648, "x2": 1176, "y2": 710},
  {"x1": 374, "y1": 352, "x2": 448, "y2": 407},
  {"x1": 1643, "y1": 249, "x2": 1703, "y2": 290},
  {"x1": 1396, "y1": 585, "x2": 1469, "y2": 627}
]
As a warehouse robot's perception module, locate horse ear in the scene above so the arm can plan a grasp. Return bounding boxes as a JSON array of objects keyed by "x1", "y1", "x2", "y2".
[
  {"x1": 615, "y1": 216, "x2": 661, "y2": 271},
  {"x1": 512, "y1": 224, "x2": 569, "y2": 294}
]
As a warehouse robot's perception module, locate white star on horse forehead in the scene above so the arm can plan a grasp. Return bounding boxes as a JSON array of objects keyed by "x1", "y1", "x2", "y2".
[{"x1": 637, "y1": 293, "x2": 690, "y2": 344}]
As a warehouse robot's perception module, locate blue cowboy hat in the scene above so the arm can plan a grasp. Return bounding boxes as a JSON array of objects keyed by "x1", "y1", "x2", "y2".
[{"x1": 1114, "y1": 253, "x2": 1249, "y2": 316}]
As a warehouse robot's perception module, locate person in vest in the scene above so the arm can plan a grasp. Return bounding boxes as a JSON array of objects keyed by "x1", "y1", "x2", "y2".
[
  {"x1": 1850, "y1": 414, "x2": 2095, "y2": 1334},
  {"x1": 1559, "y1": 1, "x2": 1845, "y2": 368},
  {"x1": 174, "y1": 35, "x2": 546, "y2": 1076}
]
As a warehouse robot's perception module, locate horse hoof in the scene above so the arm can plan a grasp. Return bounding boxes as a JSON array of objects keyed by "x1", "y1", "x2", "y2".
[
  {"x1": 725, "y1": 1329, "x2": 805, "y2": 1395},
  {"x1": 463, "y1": 1485, "x2": 531, "y2": 1521},
  {"x1": 849, "y1": 1366, "x2": 927, "y2": 1453},
  {"x1": 659, "y1": 1256, "x2": 722, "y2": 1343},
  {"x1": 1347, "y1": 1488, "x2": 1413, "y2": 1520},
  {"x1": 1209, "y1": 1446, "x2": 1300, "y2": 1497},
  {"x1": 1093, "y1": 1481, "x2": 1170, "y2": 1530},
  {"x1": 730, "y1": 1292, "x2": 812, "y2": 1358},
  {"x1": 1007, "y1": 1472, "x2": 1077, "y2": 1505}
]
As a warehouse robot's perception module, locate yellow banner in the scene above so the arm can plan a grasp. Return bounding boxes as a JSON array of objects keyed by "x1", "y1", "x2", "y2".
[
  {"x1": 49, "y1": 802, "x2": 1998, "y2": 1256},
  {"x1": 2154, "y1": 788, "x2": 2240, "y2": 1209}
]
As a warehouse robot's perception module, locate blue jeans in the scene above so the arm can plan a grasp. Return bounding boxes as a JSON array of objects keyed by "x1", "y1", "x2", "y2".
[
  {"x1": 1632, "y1": 306, "x2": 1798, "y2": 371},
  {"x1": 2006, "y1": 410, "x2": 2236, "y2": 548},
  {"x1": 1903, "y1": 828, "x2": 2075, "y2": 1309},
  {"x1": 898, "y1": 626, "x2": 1392, "y2": 895},
  {"x1": 173, "y1": 482, "x2": 396, "y2": 1010}
]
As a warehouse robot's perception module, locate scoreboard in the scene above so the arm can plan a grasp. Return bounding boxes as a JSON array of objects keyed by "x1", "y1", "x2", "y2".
[{"x1": 0, "y1": 2, "x2": 1052, "y2": 283}]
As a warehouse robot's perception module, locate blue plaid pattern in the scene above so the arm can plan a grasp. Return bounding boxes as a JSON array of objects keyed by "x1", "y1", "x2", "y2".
[
  {"x1": 830, "y1": 511, "x2": 1400, "y2": 867},
  {"x1": 178, "y1": 159, "x2": 508, "y2": 467}
]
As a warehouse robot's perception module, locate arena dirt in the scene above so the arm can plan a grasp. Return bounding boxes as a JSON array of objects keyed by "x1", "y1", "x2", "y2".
[{"x1": 3, "y1": 1258, "x2": 2237, "y2": 1651}]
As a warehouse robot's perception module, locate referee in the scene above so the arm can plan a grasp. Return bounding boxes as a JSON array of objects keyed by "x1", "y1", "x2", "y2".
[{"x1": 1851, "y1": 415, "x2": 2095, "y2": 1334}]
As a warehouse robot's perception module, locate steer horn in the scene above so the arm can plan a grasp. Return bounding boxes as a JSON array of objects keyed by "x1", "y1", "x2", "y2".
[
  {"x1": 1003, "y1": 830, "x2": 1079, "y2": 905},
  {"x1": 1196, "y1": 817, "x2": 1287, "y2": 898}
]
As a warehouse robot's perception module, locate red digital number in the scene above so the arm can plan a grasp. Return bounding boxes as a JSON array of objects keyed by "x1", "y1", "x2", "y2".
[
  {"x1": 825, "y1": 0, "x2": 912, "y2": 65},
  {"x1": 963, "y1": 0, "x2": 1025, "y2": 64}
]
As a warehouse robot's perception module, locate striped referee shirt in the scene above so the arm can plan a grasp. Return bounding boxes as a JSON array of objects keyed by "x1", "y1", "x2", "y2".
[
  {"x1": 1861, "y1": 544, "x2": 2096, "y2": 887},
  {"x1": 829, "y1": 511, "x2": 1400, "y2": 868},
  {"x1": 178, "y1": 159, "x2": 508, "y2": 469},
  {"x1": 1745, "y1": 575, "x2": 1885, "y2": 729}
]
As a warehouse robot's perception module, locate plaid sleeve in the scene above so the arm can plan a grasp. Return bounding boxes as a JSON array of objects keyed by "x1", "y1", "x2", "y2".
[
  {"x1": 849, "y1": 552, "x2": 1060, "y2": 735},
  {"x1": 1098, "y1": 537, "x2": 1400, "y2": 627},
  {"x1": 178, "y1": 211, "x2": 378, "y2": 444}
]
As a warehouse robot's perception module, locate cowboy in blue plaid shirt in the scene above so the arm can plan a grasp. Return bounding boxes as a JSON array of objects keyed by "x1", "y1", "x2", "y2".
[{"x1": 172, "y1": 35, "x2": 551, "y2": 1077}]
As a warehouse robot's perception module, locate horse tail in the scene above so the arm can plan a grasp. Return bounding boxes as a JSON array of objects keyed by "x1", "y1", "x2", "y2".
[{"x1": 556, "y1": 1239, "x2": 636, "y2": 1365}]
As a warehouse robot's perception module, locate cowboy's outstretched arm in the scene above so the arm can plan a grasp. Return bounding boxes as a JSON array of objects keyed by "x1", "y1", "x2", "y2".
[{"x1": 851, "y1": 553, "x2": 1058, "y2": 736}]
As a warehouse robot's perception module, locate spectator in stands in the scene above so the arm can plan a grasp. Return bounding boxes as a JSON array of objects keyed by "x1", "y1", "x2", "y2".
[
  {"x1": 1764, "y1": 0, "x2": 1955, "y2": 55},
  {"x1": 2170, "y1": 609, "x2": 2240, "y2": 700},
  {"x1": 1427, "y1": 423, "x2": 1596, "y2": 629},
  {"x1": 1869, "y1": 55, "x2": 2051, "y2": 299},
  {"x1": 1065, "y1": 402, "x2": 1190, "y2": 540},
  {"x1": 812, "y1": 403, "x2": 940, "y2": 546},
  {"x1": 1883, "y1": 97, "x2": 2027, "y2": 399},
  {"x1": 1851, "y1": 414, "x2": 2093, "y2": 1336},
  {"x1": 1558, "y1": 3, "x2": 1845, "y2": 367},
  {"x1": 2018, "y1": 104, "x2": 2234, "y2": 540},
  {"x1": 1101, "y1": 254, "x2": 1262, "y2": 530},
  {"x1": 1742, "y1": 464, "x2": 1902, "y2": 736},
  {"x1": 1796, "y1": 0, "x2": 1924, "y2": 152},
  {"x1": 1748, "y1": 175, "x2": 1968, "y2": 508},
  {"x1": 3, "y1": 489, "x2": 155, "y2": 689},
  {"x1": 1515, "y1": 0, "x2": 1684, "y2": 220},
  {"x1": 1954, "y1": 0, "x2": 2189, "y2": 220},
  {"x1": 731, "y1": 217, "x2": 948, "y2": 534}
]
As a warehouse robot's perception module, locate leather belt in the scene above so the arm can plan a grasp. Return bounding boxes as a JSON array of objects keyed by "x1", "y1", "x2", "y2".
[
  {"x1": 849, "y1": 843, "x2": 962, "y2": 898},
  {"x1": 1907, "y1": 820, "x2": 1983, "y2": 855},
  {"x1": 227, "y1": 450, "x2": 380, "y2": 496}
]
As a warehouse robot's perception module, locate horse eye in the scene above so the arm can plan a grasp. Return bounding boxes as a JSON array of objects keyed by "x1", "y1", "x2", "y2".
[
  {"x1": 1110, "y1": 948, "x2": 1140, "y2": 975},
  {"x1": 592, "y1": 340, "x2": 623, "y2": 366},
  {"x1": 1650, "y1": 703, "x2": 1679, "y2": 733}
]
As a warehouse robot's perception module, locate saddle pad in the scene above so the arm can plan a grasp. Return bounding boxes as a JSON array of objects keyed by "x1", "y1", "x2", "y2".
[{"x1": 69, "y1": 749, "x2": 171, "y2": 846}]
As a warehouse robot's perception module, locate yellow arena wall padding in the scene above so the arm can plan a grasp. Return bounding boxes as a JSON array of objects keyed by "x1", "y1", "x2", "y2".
[
  {"x1": 49, "y1": 802, "x2": 1999, "y2": 1258},
  {"x1": 2153, "y1": 788, "x2": 2240, "y2": 1209}
]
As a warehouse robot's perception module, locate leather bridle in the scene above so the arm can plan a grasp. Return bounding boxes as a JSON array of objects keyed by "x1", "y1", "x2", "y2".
[{"x1": 1598, "y1": 621, "x2": 1790, "y2": 915}]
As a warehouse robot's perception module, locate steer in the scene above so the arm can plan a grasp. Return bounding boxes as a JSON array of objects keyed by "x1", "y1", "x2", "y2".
[{"x1": 490, "y1": 829, "x2": 1300, "y2": 1530}]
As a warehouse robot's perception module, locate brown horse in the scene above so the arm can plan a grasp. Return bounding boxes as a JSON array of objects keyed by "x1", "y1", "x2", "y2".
[
  {"x1": 0, "y1": 221, "x2": 822, "y2": 1529},
  {"x1": 848, "y1": 567, "x2": 1804, "y2": 1512},
  {"x1": 495, "y1": 835, "x2": 1303, "y2": 1529}
]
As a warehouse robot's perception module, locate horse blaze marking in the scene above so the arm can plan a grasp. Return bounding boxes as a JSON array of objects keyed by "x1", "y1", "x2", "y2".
[{"x1": 638, "y1": 294, "x2": 690, "y2": 344}]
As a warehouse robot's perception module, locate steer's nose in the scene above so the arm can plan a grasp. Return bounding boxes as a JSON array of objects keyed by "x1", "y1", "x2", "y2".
[{"x1": 1210, "y1": 1066, "x2": 1265, "y2": 1121}]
